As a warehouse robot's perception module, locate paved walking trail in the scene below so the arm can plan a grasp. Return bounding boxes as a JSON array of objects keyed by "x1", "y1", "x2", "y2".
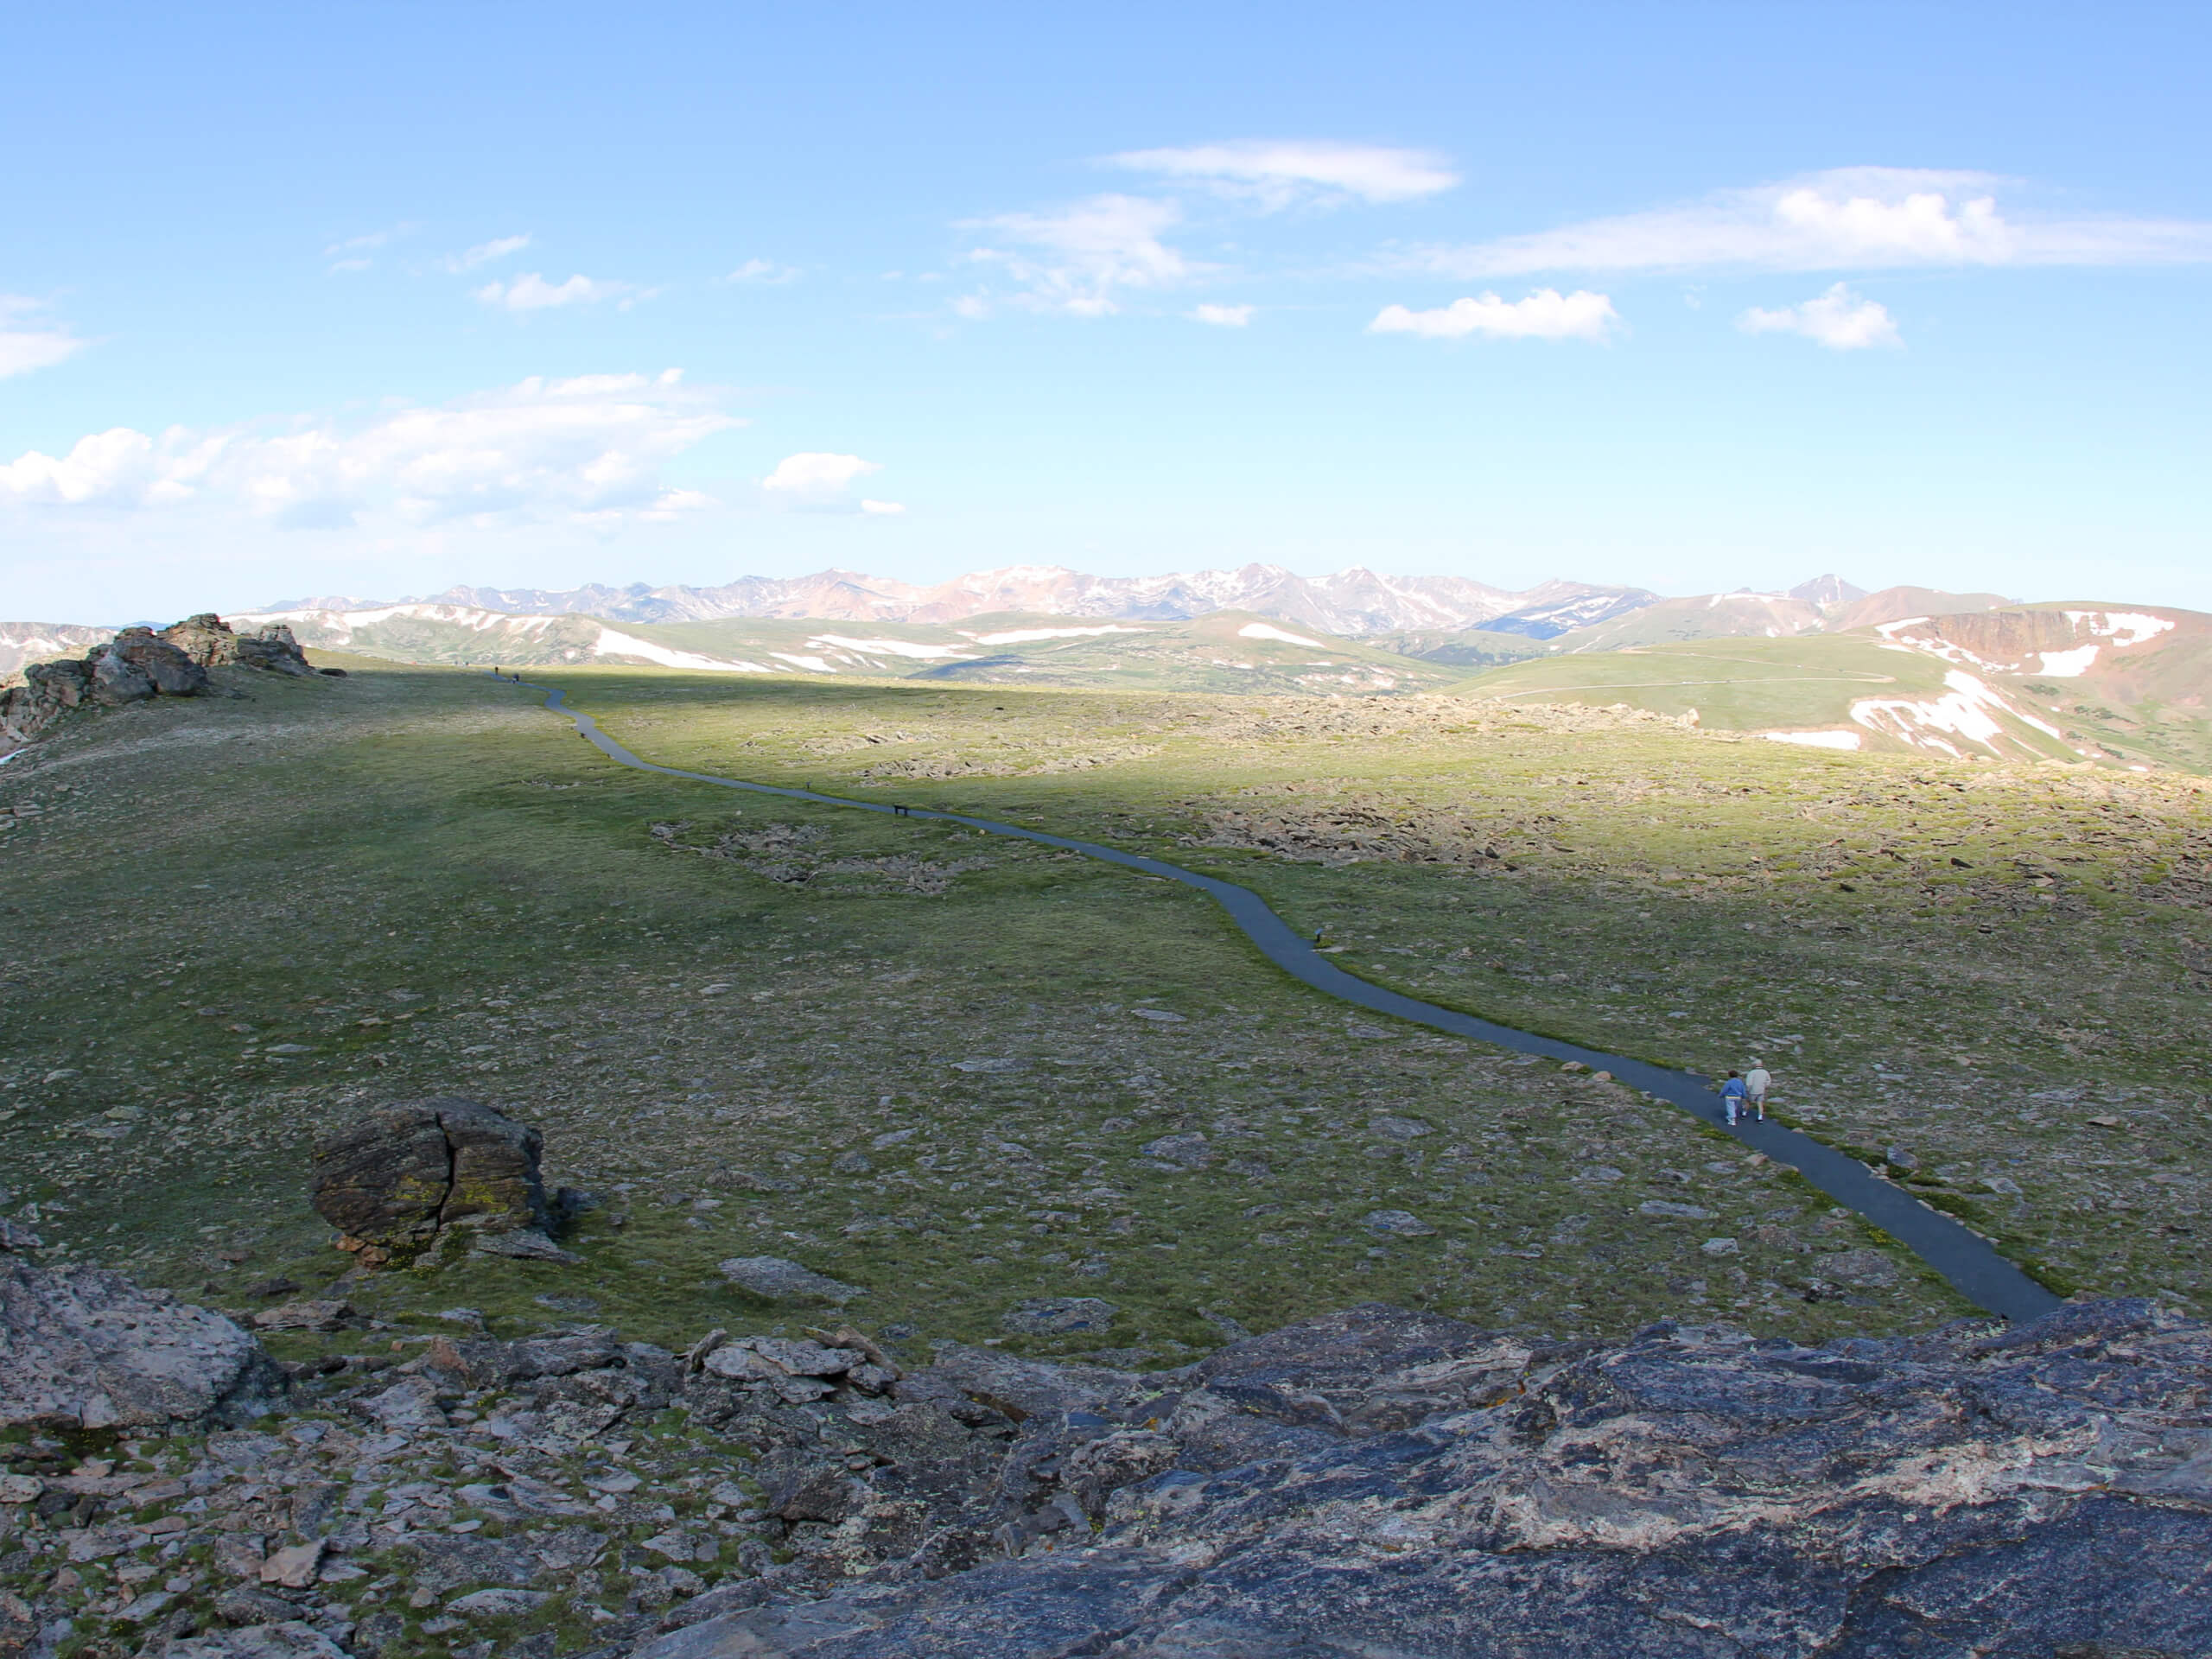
[{"x1": 514, "y1": 677, "x2": 2062, "y2": 1324}]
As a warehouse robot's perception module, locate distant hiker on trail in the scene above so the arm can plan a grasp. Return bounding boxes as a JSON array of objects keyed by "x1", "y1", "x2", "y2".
[
  {"x1": 1719, "y1": 1071, "x2": 1748, "y2": 1126},
  {"x1": 1745, "y1": 1061, "x2": 1771, "y2": 1121}
]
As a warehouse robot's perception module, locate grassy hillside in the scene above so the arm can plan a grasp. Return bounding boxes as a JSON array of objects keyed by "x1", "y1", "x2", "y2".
[
  {"x1": 1454, "y1": 635, "x2": 1923, "y2": 728},
  {"x1": 1547, "y1": 593, "x2": 1824, "y2": 652},
  {"x1": 4, "y1": 660, "x2": 2209, "y2": 1360}
]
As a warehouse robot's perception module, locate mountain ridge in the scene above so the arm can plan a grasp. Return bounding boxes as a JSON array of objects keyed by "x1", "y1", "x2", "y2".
[{"x1": 264, "y1": 563, "x2": 1667, "y2": 639}]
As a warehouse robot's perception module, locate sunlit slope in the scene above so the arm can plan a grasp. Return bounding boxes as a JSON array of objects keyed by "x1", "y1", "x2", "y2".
[
  {"x1": 639, "y1": 609, "x2": 1476, "y2": 694},
  {"x1": 1457, "y1": 636, "x2": 1925, "y2": 727},
  {"x1": 1885, "y1": 603, "x2": 2212, "y2": 773},
  {"x1": 1453, "y1": 635, "x2": 2082, "y2": 762}
]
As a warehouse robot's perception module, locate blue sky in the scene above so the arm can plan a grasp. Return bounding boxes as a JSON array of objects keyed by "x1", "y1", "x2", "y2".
[{"x1": 4, "y1": 1, "x2": 2209, "y2": 621}]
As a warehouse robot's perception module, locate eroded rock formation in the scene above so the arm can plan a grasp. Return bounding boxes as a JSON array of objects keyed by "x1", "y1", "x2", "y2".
[
  {"x1": 0, "y1": 613, "x2": 331, "y2": 753},
  {"x1": 309, "y1": 1097, "x2": 551, "y2": 1264}
]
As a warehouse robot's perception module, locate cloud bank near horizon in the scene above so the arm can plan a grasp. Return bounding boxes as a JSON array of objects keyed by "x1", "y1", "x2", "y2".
[{"x1": 0, "y1": 371, "x2": 733, "y2": 529}]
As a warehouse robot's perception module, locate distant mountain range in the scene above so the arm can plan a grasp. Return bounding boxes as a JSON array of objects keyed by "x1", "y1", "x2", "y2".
[{"x1": 265, "y1": 563, "x2": 1675, "y2": 640}]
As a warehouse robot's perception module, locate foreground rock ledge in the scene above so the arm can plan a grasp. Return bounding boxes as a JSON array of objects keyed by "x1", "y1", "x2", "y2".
[
  {"x1": 2, "y1": 1290, "x2": 2204, "y2": 1657},
  {"x1": 643, "y1": 1300, "x2": 2212, "y2": 1659}
]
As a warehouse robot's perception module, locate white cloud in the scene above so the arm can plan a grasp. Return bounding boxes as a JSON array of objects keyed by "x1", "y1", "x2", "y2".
[
  {"x1": 860, "y1": 499, "x2": 906, "y2": 515},
  {"x1": 445, "y1": 234, "x2": 531, "y2": 273},
  {"x1": 761, "y1": 452, "x2": 885, "y2": 510},
  {"x1": 321, "y1": 223, "x2": 418, "y2": 273},
  {"x1": 1739, "y1": 283, "x2": 1901, "y2": 350},
  {"x1": 1112, "y1": 141, "x2": 1457, "y2": 207},
  {"x1": 1190, "y1": 303, "x2": 1255, "y2": 327},
  {"x1": 1370, "y1": 289, "x2": 1620, "y2": 341},
  {"x1": 963, "y1": 194, "x2": 1192, "y2": 316},
  {"x1": 474, "y1": 273, "x2": 638, "y2": 312},
  {"x1": 0, "y1": 370, "x2": 736, "y2": 528},
  {"x1": 0, "y1": 297, "x2": 87, "y2": 378},
  {"x1": 1418, "y1": 167, "x2": 2212, "y2": 275},
  {"x1": 728, "y1": 258, "x2": 800, "y2": 284}
]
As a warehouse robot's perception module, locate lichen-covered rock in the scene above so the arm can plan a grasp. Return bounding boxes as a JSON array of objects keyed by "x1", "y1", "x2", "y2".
[
  {"x1": 309, "y1": 1096, "x2": 549, "y2": 1255},
  {"x1": 0, "y1": 1255, "x2": 284, "y2": 1430},
  {"x1": 159, "y1": 612, "x2": 244, "y2": 667},
  {"x1": 641, "y1": 1299, "x2": 2212, "y2": 1659}
]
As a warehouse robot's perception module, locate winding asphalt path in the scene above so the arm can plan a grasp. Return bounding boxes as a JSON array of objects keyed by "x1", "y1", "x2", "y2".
[{"x1": 512, "y1": 677, "x2": 2061, "y2": 1323}]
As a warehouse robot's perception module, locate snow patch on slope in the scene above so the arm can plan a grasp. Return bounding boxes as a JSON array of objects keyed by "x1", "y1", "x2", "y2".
[
  {"x1": 2036, "y1": 645, "x2": 2100, "y2": 678},
  {"x1": 1764, "y1": 729, "x2": 1862, "y2": 751},
  {"x1": 1238, "y1": 622, "x2": 1329, "y2": 648},
  {"x1": 807, "y1": 634, "x2": 976, "y2": 660},
  {"x1": 2067, "y1": 610, "x2": 2174, "y2": 647},
  {"x1": 1848, "y1": 670, "x2": 2063, "y2": 759},
  {"x1": 593, "y1": 627, "x2": 772, "y2": 672},
  {"x1": 962, "y1": 625, "x2": 1150, "y2": 645}
]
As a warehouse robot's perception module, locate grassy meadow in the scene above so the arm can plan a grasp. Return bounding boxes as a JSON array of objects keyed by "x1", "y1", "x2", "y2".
[{"x1": 3, "y1": 658, "x2": 2206, "y2": 1366}]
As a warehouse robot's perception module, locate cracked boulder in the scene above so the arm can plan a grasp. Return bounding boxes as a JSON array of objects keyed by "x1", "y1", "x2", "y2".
[{"x1": 310, "y1": 1096, "x2": 550, "y2": 1259}]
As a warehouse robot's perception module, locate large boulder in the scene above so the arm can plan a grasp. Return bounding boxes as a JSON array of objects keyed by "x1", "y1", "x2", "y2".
[
  {"x1": 85, "y1": 642, "x2": 157, "y2": 706},
  {"x1": 109, "y1": 628, "x2": 211, "y2": 696},
  {"x1": 234, "y1": 622, "x2": 317, "y2": 675},
  {"x1": 310, "y1": 1096, "x2": 550, "y2": 1259},
  {"x1": 0, "y1": 1255, "x2": 285, "y2": 1431}
]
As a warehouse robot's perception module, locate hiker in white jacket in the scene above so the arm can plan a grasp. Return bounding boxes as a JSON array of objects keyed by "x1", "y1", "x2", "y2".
[{"x1": 1745, "y1": 1062, "x2": 1771, "y2": 1122}]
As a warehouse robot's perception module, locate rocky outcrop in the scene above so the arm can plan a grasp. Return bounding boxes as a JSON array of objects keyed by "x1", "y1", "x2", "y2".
[
  {"x1": 0, "y1": 612, "x2": 333, "y2": 753},
  {"x1": 648, "y1": 1298, "x2": 2212, "y2": 1658},
  {"x1": 309, "y1": 1096, "x2": 551, "y2": 1263},
  {"x1": 159, "y1": 613, "x2": 321, "y2": 677},
  {"x1": 2, "y1": 1284, "x2": 2203, "y2": 1656},
  {"x1": 0, "y1": 1255, "x2": 285, "y2": 1431}
]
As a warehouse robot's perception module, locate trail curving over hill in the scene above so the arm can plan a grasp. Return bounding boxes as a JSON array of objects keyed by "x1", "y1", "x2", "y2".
[{"x1": 512, "y1": 677, "x2": 2062, "y2": 1324}]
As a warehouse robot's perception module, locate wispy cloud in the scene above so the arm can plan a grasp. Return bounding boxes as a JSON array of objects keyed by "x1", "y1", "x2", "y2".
[
  {"x1": 474, "y1": 273, "x2": 642, "y2": 313},
  {"x1": 1416, "y1": 168, "x2": 2212, "y2": 276},
  {"x1": 0, "y1": 297, "x2": 88, "y2": 378},
  {"x1": 1739, "y1": 283, "x2": 1901, "y2": 350},
  {"x1": 962, "y1": 194, "x2": 1192, "y2": 317},
  {"x1": 860, "y1": 499, "x2": 906, "y2": 515},
  {"x1": 444, "y1": 234, "x2": 531, "y2": 273},
  {"x1": 321, "y1": 223, "x2": 418, "y2": 274},
  {"x1": 0, "y1": 370, "x2": 734, "y2": 528},
  {"x1": 728, "y1": 258, "x2": 800, "y2": 284},
  {"x1": 1112, "y1": 141, "x2": 1457, "y2": 207},
  {"x1": 1190, "y1": 303, "x2": 1255, "y2": 327},
  {"x1": 761, "y1": 452, "x2": 900, "y2": 514},
  {"x1": 1370, "y1": 289, "x2": 1620, "y2": 341}
]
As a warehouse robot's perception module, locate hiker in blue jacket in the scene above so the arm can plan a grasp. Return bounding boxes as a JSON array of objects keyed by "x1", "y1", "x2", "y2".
[{"x1": 1719, "y1": 1071, "x2": 1749, "y2": 1126}]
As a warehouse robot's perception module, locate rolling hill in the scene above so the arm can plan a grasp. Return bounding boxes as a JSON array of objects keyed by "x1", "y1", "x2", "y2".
[{"x1": 1453, "y1": 603, "x2": 2212, "y2": 771}]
